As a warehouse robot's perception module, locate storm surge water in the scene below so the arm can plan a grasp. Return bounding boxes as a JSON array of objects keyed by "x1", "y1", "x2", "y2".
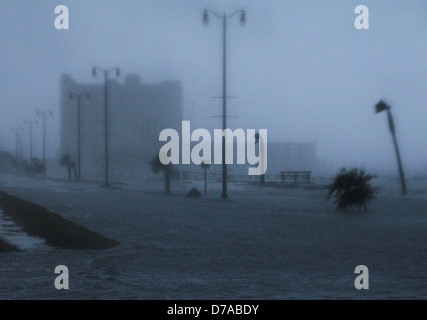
[{"x1": 0, "y1": 180, "x2": 426, "y2": 299}]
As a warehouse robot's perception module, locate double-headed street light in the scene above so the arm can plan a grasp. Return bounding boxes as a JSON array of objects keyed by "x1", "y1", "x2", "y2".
[
  {"x1": 92, "y1": 66, "x2": 120, "y2": 187},
  {"x1": 69, "y1": 92, "x2": 90, "y2": 180},
  {"x1": 36, "y1": 109, "x2": 52, "y2": 178},
  {"x1": 375, "y1": 100, "x2": 407, "y2": 195},
  {"x1": 203, "y1": 8, "x2": 246, "y2": 199}
]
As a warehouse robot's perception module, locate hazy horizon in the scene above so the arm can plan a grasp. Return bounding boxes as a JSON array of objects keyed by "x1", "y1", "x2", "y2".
[{"x1": 1, "y1": 0, "x2": 427, "y2": 175}]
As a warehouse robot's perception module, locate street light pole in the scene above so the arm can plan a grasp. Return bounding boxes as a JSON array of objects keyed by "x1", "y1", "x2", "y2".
[
  {"x1": 69, "y1": 92, "x2": 90, "y2": 180},
  {"x1": 222, "y1": 15, "x2": 228, "y2": 199},
  {"x1": 11, "y1": 126, "x2": 23, "y2": 175},
  {"x1": 255, "y1": 132, "x2": 265, "y2": 184},
  {"x1": 203, "y1": 8, "x2": 246, "y2": 199},
  {"x1": 36, "y1": 109, "x2": 52, "y2": 178},
  {"x1": 375, "y1": 100, "x2": 407, "y2": 195},
  {"x1": 30, "y1": 121, "x2": 33, "y2": 161},
  {"x1": 24, "y1": 120, "x2": 37, "y2": 163},
  {"x1": 92, "y1": 66, "x2": 120, "y2": 187}
]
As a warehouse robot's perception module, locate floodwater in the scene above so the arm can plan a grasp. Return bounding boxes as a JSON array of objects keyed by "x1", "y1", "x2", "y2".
[{"x1": 0, "y1": 175, "x2": 426, "y2": 299}]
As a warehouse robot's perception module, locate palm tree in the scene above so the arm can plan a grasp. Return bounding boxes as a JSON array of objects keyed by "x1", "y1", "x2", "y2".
[
  {"x1": 60, "y1": 154, "x2": 77, "y2": 180},
  {"x1": 150, "y1": 155, "x2": 172, "y2": 194}
]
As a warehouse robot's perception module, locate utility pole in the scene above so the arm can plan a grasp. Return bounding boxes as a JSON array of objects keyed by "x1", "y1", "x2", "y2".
[
  {"x1": 36, "y1": 109, "x2": 52, "y2": 178},
  {"x1": 11, "y1": 126, "x2": 23, "y2": 176},
  {"x1": 203, "y1": 8, "x2": 246, "y2": 199},
  {"x1": 24, "y1": 120, "x2": 37, "y2": 163}
]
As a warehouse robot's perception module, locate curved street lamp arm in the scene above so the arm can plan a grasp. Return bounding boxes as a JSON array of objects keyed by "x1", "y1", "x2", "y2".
[
  {"x1": 108, "y1": 67, "x2": 120, "y2": 73},
  {"x1": 92, "y1": 66, "x2": 106, "y2": 73},
  {"x1": 93, "y1": 66, "x2": 119, "y2": 77},
  {"x1": 204, "y1": 9, "x2": 225, "y2": 19},
  {"x1": 204, "y1": 9, "x2": 245, "y2": 20},
  {"x1": 226, "y1": 9, "x2": 245, "y2": 19}
]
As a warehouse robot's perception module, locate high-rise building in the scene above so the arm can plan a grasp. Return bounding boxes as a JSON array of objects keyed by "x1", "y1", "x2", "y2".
[{"x1": 60, "y1": 74, "x2": 183, "y2": 180}]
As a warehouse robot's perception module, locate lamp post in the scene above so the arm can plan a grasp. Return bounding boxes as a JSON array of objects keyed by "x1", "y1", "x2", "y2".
[
  {"x1": 255, "y1": 132, "x2": 265, "y2": 184},
  {"x1": 203, "y1": 8, "x2": 246, "y2": 199},
  {"x1": 69, "y1": 92, "x2": 90, "y2": 180},
  {"x1": 36, "y1": 109, "x2": 53, "y2": 178},
  {"x1": 375, "y1": 100, "x2": 407, "y2": 195},
  {"x1": 24, "y1": 120, "x2": 37, "y2": 163},
  {"x1": 11, "y1": 126, "x2": 23, "y2": 175},
  {"x1": 92, "y1": 66, "x2": 120, "y2": 187}
]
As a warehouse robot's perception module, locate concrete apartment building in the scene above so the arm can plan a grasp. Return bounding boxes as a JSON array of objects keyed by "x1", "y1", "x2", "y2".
[{"x1": 60, "y1": 74, "x2": 183, "y2": 180}]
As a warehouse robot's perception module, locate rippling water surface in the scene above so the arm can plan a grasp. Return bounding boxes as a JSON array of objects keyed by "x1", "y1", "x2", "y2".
[{"x1": 0, "y1": 178, "x2": 426, "y2": 299}]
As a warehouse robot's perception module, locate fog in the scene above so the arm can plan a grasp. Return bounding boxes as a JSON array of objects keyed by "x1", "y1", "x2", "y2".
[{"x1": 1, "y1": 0, "x2": 427, "y2": 176}]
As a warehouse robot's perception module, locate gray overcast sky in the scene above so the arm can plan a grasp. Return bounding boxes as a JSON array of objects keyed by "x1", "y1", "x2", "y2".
[{"x1": 1, "y1": 0, "x2": 427, "y2": 174}]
